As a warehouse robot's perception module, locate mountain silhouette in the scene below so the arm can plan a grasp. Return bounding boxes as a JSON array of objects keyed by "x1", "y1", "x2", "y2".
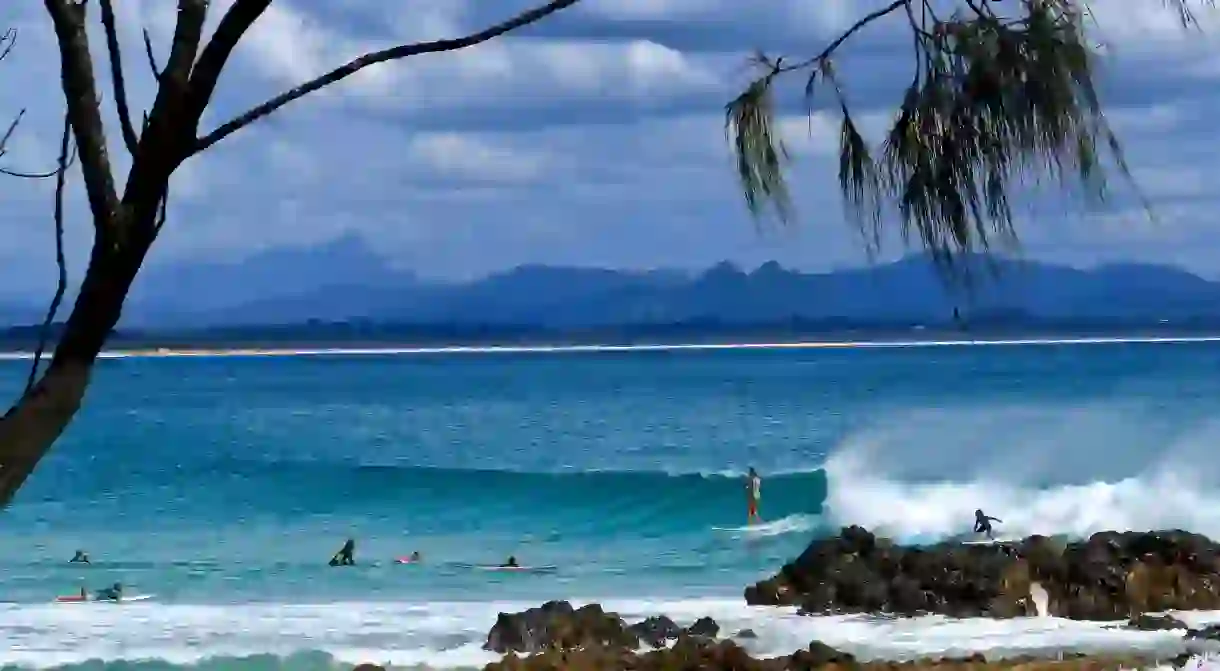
[{"x1": 3, "y1": 237, "x2": 1218, "y2": 329}]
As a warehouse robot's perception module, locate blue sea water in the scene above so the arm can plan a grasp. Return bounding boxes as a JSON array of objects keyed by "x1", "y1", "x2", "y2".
[{"x1": 5, "y1": 341, "x2": 1220, "y2": 669}]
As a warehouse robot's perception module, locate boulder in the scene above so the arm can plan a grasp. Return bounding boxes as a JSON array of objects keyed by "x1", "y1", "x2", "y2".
[
  {"x1": 747, "y1": 527, "x2": 1220, "y2": 620},
  {"x1": 483, "y1": 601, "x2": 638, "y2": 654}
]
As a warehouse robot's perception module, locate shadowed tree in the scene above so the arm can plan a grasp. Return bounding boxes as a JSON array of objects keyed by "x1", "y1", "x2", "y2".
[
  {"x1": 725, "y1": 0, "x2": 1211, "y2": 269},
  {"x1": 0, "y1": 0, "x2": 584, "y2": 507}
]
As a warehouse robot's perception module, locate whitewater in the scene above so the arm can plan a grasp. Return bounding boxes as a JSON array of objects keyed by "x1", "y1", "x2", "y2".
[{"x1": 4, "y1": 340, "x2": 1220, "y2": 670}]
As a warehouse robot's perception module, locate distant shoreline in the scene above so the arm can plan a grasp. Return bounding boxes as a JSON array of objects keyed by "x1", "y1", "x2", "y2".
[{"x1": 1, "y1": 334, "x2": 1219, "y2": 360}]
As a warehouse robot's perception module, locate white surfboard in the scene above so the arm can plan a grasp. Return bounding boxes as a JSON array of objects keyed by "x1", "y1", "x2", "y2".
[
  {"x1": 55, "y1": 594, "x2": 154, "y2": 604},
  {"x1": 473, "y1": 565, "x2": 557, "y2": 573}
]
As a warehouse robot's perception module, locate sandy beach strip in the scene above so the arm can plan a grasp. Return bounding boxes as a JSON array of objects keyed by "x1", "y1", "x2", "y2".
[{"x1": 0, "y1": 335, "x2": 1216, "y2": 360}]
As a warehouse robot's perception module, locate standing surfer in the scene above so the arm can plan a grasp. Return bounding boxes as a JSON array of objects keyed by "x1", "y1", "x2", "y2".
[{"x1": 746, "y1": 467, "x2": 762, "y2": 525}]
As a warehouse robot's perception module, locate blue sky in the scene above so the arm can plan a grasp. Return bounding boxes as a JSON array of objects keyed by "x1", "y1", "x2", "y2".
[{"x1": 1, "y1": 0, "x2": 1219, "y2": 300}]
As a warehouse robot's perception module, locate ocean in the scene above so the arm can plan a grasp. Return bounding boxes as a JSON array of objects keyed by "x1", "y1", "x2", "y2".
[{"x1": 4, "y1": 340, "x2": 1220, "y2": 670}]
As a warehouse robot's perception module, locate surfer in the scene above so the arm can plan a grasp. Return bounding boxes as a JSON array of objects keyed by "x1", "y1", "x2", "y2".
[
  {"x1": 501, "y1": 556, "x2": 519, "y2": 568},
  {"x1": 94, "y1": 582, "x2": 123, "y2": 602},
  {"x1": 408, "y1": 551, "x2": 421, "y2": 563},
  {"x1": 746, "y1": 467, "x2": 761, "y2": 525},
  {"x1": 330, "y1": 538, "x2": 356, "y2": 566},
  {"x1": 973, "y1": 509, "x2": 1003, "y2": 539},
  {"x1": 69, "y1": 550, "x2": 90, "y2": 564}
]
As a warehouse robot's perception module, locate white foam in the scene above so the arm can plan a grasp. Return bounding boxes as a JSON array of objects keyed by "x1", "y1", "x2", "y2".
[
  {"x1": 0, "y1": 598, "x2": 1217, "y2": 669},
  {"x1": 821, "y1": 422, "x2": 1220, "y2": 541},
  {"x1": 711, "y1": 514, "x2": 819, "y2": 538}
]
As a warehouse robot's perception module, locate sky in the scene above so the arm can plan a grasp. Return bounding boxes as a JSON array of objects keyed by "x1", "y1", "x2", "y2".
[{"x1": 1, "y1": 0, "x2": 1220, "y2": 301}]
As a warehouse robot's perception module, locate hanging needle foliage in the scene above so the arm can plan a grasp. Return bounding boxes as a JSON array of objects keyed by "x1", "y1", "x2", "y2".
[{"x1": 725, "y1": 0, "x2": 1213, "y2": 272}]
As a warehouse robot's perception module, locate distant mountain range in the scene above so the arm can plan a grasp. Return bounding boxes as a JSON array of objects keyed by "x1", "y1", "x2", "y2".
[{"x1": 5, "y1": 235, "x2": 1220, "y2": 330}]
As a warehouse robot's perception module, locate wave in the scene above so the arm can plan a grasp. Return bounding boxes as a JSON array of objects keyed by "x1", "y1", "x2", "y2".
[
  {"x1": 820, "y1": 412, "x2": 1220, "y2": 542},
  {"x1": 0, "y1": 598, "x2": 1217, "y2": 670}
]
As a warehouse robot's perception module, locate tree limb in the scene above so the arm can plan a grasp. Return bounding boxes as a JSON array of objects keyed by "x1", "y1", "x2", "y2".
[
  {"x1": 25, "y1": 114, "x2": 72, "y2": 396},
  {"x1": 186, "y1": 0, "x2": 275, "y2": 117},
  {"x1": 43, "y1": 0, "x2": 120, "y2": 227},
  {"x1": 98, "y1": 0, "x2": 139, "y2": 154},
  {"x1": 142, "y1": 28, "x2": 161, "y2": 80},
  {"x1": 193, "y1": 0, "x2": 583, "y2": 154}
]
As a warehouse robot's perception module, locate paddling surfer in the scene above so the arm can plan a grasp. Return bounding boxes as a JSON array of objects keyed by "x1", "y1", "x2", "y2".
[
  {"x1": 973, "y1": 509, "x2": 1002, "y2": 539},
  {"x1": 69, "y1": 550, "x2": 90, "y2": 564},
  {"x1": 746, "y1": 467, "x2": 762, "y2": 525},
  {"x1": 94, "y1": 582, "x2": 123, "y2": 602}
]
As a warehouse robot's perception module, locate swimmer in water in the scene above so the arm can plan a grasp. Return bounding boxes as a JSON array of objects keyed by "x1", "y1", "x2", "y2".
[
  {"x1": 330, "y1": 538, "x2": 355, "y2": 566},
  {"x1": 746, "y1": 467, "x2": 762, "y2": 525},
  {"x1": 501, "y1": 556, "x2": 519, "y2": 568},
  {"x1": 69, "y1": 550, "x2": 90, "y2": 564},
  {"x1": 94, "y1": 582, "x2": 123, "y2": 602},
  {"x1": 973, "y1": 509, "x2": 1003, "y2": 539}
]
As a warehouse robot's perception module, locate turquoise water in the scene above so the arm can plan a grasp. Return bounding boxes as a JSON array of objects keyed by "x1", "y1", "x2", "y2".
[{"x1": 5, "y1": 341, "x2": 1220, "y2": 669}]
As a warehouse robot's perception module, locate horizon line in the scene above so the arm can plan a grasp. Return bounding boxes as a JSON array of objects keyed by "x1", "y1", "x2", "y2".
[{"x1": 0, "y1": 335, "x2": 1216, "y2": 360}]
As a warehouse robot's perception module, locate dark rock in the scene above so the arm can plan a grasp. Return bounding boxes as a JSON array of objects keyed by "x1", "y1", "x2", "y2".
[
  {"x1": 746, "y1": 526, "x2": 1220, "y2": 621},
  {"x1": 352, "y1": 665, "x2": 385, "y2": 671},
  {"x1": 628, "y1": 615, "x2": 682, "y2": 648},
  {"x1": 1186, "y1": 623, "x2": 1220, "y2": 640},
  {"x1": 1128, "y1": 614, "x2": 1188, "y2": 631},
  {"x1": 686, "y1": 616, "x2": 720, "y2": 638},
  {"x1": 733, "y1": 628, "x2": 757, "y2": 639},
  {"x1": 483, "y1": 600, "x2": 638, "y2": 654}
]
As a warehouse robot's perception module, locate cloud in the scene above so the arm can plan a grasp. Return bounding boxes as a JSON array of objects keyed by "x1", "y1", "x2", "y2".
[{"x1": 0, "y1": 0, "x2": 1219, "y2": 307}]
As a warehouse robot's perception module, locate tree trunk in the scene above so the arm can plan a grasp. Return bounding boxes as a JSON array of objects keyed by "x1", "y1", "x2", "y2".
[{"x1": 0, "y1": 211, "x2": 155, "y2": 507}]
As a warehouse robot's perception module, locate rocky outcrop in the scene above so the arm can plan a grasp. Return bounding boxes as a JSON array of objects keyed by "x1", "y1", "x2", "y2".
[
  {"x1": 745, "y1": 525, "x2": 1220, "y2": 620},
  {"x1": 483, "y1": 601, "x2": 722, "y2": 654},
  {"x1": 483, "y1": 635, "x2": 1188, "y2": 671}
]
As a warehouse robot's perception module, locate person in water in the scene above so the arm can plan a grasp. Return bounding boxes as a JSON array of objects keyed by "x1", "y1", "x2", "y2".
[
  {"x1": 973, "y1": 509, "x2": 1003, "y2": 539},
  {"x1": 94, "y1": 582, "x2": 123, "y2": 602},
  {"x1": 746, "y1": 467, "x2": 762, "y2": 525},
  {"x1": 69, "y1": 550, "x2": 90, "y2": 564},
  {"x1": 330, "y1": 538, "x2": 356, "y2": 566},
  {"x1": 501, "y1": 556, "x2": 519, "y2": 568},
  {"x1": 409, "y1": 551, "x2": 421, "y2": 563}
]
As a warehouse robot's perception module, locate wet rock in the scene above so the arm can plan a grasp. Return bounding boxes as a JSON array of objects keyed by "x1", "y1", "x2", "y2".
[
  {"x1": 351, "y1": 665, "x2": 386, "y2": 671},
  {"x1": 747, "y1": 527, "x2": 1220, "y2": 621},
  {"x1": 733, "y1": 628, "x2": 757, "y2": 639},
  {"x1": 1128, "y1": 614, "x2": 1188, "y2": 631},
  {"x1": 627, "y1": 615, "x2": 682, "y2": 648},
  {"x1": 483, "y1": 600, "x2": 638, "y2": 654},
  {"x1": 686, "y1": 616, "x2": 720, "y2": 638},
  {"x1": 1186, "y1": 623, "x2": 1220, "y2": 640}
]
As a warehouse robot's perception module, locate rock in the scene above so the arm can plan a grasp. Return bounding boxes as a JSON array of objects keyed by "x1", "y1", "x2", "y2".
[
  {"x1": 483, "y1": 600, "x2": 638, "y2": 654},
  {"x1": 628, "y1": 615, "x2": 682, "y2": 648},
  {"x1": 747, "y1": 527, "x2": 1220, "y2": 621},
  {"x1": 686, "y1": 616, "x2": 720, "y2": 638},
  {"x1": 1128, "y1": 614, "x2": 1188, "y2": 631},
  {"x1": 482, "y1": 622, "x2": 1176, "y2": 671},
  {"x1": 1186, "y1": 624, "x2": 1220, "y2": 640},
  {"x1": 351, "y1": 665, "x2": 385, "y2": 671},
  {"x1": 733, "y1": 628, "x2": 757, "y2": 639}
]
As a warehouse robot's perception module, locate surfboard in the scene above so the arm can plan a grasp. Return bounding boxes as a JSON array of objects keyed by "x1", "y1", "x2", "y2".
[
  {"x1": 55, "y1": 594, "x2": 153, "y2": 604},
  {"x1": 962, "y1": 538, "x2": 1018, "y2": 545},
  {"x1": 394, "y1": 557, "x2": 419, "y2": 565},
  {"x1": 472, "y1": 565, "x2": 557, "y2": 573}
]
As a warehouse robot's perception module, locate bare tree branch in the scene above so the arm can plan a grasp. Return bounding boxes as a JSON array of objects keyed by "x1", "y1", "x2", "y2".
[
  {"x1": 0, "y1": 142, "x2": 78, "y2": 179},
  {"x1": 193, "y1": 0, "x2": 582, "y2": 154},
  {"x1": 98, "y1": 0, "x2": 139, "y2": 154},
  {"x1": 185, "y1": 0, "x2": 275, "y2": 117},
  {"x1": 43, "y1": 0, "x2": 120, "y2": 228},
  {"x1": 25, "y1": 114, "x2": 72, "y2": 396},
  {"x1": 142, "y1": 28, "x2": 161, "y2": 81}
]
